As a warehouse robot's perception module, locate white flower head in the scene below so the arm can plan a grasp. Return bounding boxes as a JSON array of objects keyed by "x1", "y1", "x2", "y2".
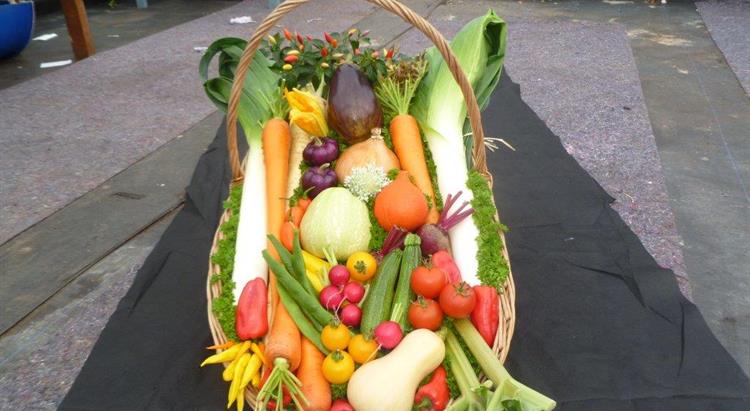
[{"x1": 344, "y1": 163, "x2": 391, "y2": 202}]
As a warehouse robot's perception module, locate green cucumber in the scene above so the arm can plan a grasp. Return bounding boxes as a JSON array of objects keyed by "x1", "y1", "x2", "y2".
[
  {"x1": 360, "y1": 249, "x2": 403, "y2": 336},
  {"x1": 392, "y1": 234, "x2": 421, "y2": 328}
]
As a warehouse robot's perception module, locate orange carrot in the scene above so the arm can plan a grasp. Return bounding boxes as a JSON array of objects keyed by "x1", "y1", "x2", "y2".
[
  {"x1": 263, "y1": 117, "x2": 291, "y2": 307},
  {"x1": 390, "y1": 114, "x2": 439, "y2": 224},
  {"x1": 280, "y1": 221, "x2": 296, "y2": 251},
  {"x1": 289, "y1": 206, "x2": 305, "y2": 227},
  {"x1": 265, "y1": 301, "x2": 302, "y2": 371},
  {"x1": 297, "y1": 338, "x2": 331, "y2": 411}
]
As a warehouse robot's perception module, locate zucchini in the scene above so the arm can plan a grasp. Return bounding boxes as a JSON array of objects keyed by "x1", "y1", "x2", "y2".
[
  {"x1": 361, "y1": 249, "x2": 403, "y2": 336},
  {"x1": 392, "y1": 234, "x2": 421, "y2": 328}
]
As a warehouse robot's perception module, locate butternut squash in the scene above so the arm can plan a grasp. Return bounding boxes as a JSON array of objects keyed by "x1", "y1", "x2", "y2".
[{"x1": 346, "y1": 329, "x2": 445, "y2": 411}]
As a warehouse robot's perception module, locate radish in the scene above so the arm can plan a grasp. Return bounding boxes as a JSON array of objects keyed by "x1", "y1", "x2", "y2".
[
  {"x1": 329, "y1": 265, "x2": 351, "y2": 287},
  {"x1": 340, "y1": 304, "x2": 362, "y2": 327},
  {"x1": 374, "y1": 320, "x2": 403, "y2": 349},
  {"x1": 416, "y1": 191, "x2": 474, "y2": 256},
  {"x1": 343, "y1": 282, "x2": 365, "y2": 304},
  {"x1": 320, "y1": 285, "x2": 344, "y2": 310}
]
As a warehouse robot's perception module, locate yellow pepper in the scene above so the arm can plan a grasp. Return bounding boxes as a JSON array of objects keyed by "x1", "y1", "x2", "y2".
[
  {"x1": 200, "y1": 341, "x2": 245, "y2": 366},
  {"x1": 239, "y1": 355, "x2": 262, "y2": 390},
  {"x1": 251, "y1": 372, "x2": 260, "y2": 388},
  {"x1": 302, "y1": 250, "x2": 331, "y2": 292},
  {"x1": 222, "y1": 355, "x2": 238, "y2": 381},
  {"x1": 285, "y1": 89, "x2": 328, "y2": 137}
]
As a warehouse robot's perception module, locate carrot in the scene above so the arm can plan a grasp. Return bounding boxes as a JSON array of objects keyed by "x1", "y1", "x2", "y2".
[
  {"x1": 263, "y1": 117, "x2": 292, "y2": 262},
  {"x1": 265, "y1": 301, "x2": 302, "y2": 371},
  {"x1": 297, "y1": 337, "x2": 332, "y2": 411},
  {"x1": 289, "y1": 205, "x2": 305, "y2": 227},
  {"x1": 280, "y1": 221, "x2": 296, "y2": 251},
  {"x1": 390, "y1": 114, "x2": 439, "y2": 223}
]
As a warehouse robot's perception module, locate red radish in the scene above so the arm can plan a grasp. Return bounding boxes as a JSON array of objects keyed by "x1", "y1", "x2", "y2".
[
  {"x1": 328, "y1": 265, "x2": 351, "y2": 287},
  {"x1": 320, "y1": 285, "x2": 344, "y2": 310},
  {"x1": 343, "y1": 282, "x2": 365, "y2": 303},
  {"x1": 330, "y1": 399, "x2": 355, "y2": 411},
  {"x1": 340, "y1": 304, "x2": 362, "y2": 327},
  {"x1": 416, "y1": 191, "x2": 474, "y2": 255},
  {"x1": 373, "y1": 320, "x2": 403, "y2": 349}
]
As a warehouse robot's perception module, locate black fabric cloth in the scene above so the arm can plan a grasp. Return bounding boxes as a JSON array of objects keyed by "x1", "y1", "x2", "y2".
[{"x1": 60, "y1": 74, "x2": 750, "y2": 410}]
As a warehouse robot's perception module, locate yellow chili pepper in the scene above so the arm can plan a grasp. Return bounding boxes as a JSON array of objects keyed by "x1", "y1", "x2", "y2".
[
  {"x1": 282, "y1": 64, "x2": 293, "y2": 71},
  {"x1": 239, "y1": 355, "x2": 262, "y2": 390},
  {"x1": 250, "y1": 343, "x2": 267, "y2": 367},
  {"x1": 287, "y1": 49, "x2": 300, "y2": 56},
  {"x1": 268, "y1": 35, "x2": 276, "y2": 45},
  {"x1": 206, "y1": 340, "x2": 234, "y2": 350},
  {"x1": 222, "y1": 355, "x2": 239, "y2": 381},
  {"x1": 251, "y1": 372, "x2": 260, "y2": 388},
  {"x1": 237, "y1": 392, "x2": 245, "y2": 411},
  {"x1": 227, "y1": 353, "x2": 251, "y2": 408},
  {"x1": 321, "y1": 62, "x2": 330, "y2": 69},
  {"x1": 200, "y1": 342, "x2": 243, "y2": 366}
]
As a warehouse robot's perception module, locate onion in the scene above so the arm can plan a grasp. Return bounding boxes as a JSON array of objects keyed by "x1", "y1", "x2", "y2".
[
  {"x1": 373, "y1": 320, "x2": 403, "y2": 349},
  {"x1": 340, "y1": 304, "x2": 362, "y2": 327}
]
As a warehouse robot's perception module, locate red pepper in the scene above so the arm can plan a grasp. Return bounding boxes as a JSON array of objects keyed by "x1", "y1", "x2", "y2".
[
  {"x1": 235, "y1": 278, "x2": 268, "y2": 340},
  {"x1": 386, "y1": 48, "x2": 395, "y2": 59},
  {"x1": 283, "y1": 54, "x2": 299, "y2": 64},
  {"x1": 432, "y1": 250, "x2": 461, "y2": 284},
  {"x1": 320, "y1": 46, "x2": 329, "y2": 57},
  {"x1": 324, "y1": 32, "x2": 335, "y2": 44},
  {"x1": 306, "y1": 35, "x2": 313, "y2": 41},
  {"x1": 414, "y1": 366, "x2": 450, "y2": 411},
  {"x1": 471, "y1": 285, "x2": 500, "y2": 346},
  {"x1": 296, "y1": 32, "x2": 304, "y2": 45},
  {"x1": 283, "y1": 28, "x2": 293, "y2": 41}
]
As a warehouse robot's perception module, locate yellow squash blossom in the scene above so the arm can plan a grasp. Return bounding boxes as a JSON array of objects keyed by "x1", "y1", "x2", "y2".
[{"x1": 285, "y1": 88, "x2": 328, "y2": 137}]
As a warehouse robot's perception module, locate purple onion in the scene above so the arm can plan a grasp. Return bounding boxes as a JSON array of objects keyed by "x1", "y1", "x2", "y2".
[
  {"x1": 301, "y1": 164, "x2": 338, "y2": 198},
  {"x1": 303, "y1": 137, "x2": 339, "y2": 166}
]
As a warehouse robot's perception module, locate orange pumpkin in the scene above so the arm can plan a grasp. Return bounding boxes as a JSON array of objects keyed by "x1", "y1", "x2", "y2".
[{"x1": 374, "y1": 171, "x2": 429, "y2": 231}]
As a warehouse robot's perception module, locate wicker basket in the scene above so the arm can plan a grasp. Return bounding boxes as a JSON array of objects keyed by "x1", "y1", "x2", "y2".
[{"x1": 206, "y1": 0, "x2": 516, "y2": 406}]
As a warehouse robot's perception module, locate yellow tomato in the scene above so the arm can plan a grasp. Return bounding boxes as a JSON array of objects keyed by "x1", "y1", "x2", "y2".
[
  {"x1": 346, "y1": 252, "x2": 377, "y2": 282},
  {"x1": 347, "y1": 334, "x2": 379, "y2": 364},
  {"x1": 321, "y1": 323, "x2": 351, "y2": 351},
  {"x1": 322, "y1": 350, "x2": 355, "y2": 384}
]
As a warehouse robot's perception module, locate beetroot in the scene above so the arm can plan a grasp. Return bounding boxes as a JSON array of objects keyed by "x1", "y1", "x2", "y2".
[{"x1": 417, "y1": 191, "x2": 474, "y2": 255}]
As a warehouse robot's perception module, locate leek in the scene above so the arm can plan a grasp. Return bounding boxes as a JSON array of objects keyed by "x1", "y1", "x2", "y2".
[
  {"x1": 411, "y1": 10, "x2": 507, "y2": 286},
  {"x1": 199, "y1": 39, "x2": 282, "y2": 302}
]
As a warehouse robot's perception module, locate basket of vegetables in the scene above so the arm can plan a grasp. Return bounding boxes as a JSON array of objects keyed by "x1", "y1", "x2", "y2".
[{"x1": 201, "y1": 1, "x2": 556, "y2": 410}]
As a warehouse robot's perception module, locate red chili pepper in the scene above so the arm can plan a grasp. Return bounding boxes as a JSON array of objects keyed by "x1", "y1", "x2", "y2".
[
  {"x1": 471, "y1": 285, "x2": 500, "y2": 346},
  {"x1": 296, "y1": 32, "x2": 304, "y2": 44},
  {"x1": 306, "y1": 35, "x2": 313, "y2": 41},
  {"x1": 283, "y1": 28, "x2": 293, "y2": 41},
  {"x1": 324, "y1": 32, "x2": 335, "y2": 44},
  {"x1": 331, "y1": 38, "x2": 338, "y2": 48},
  {"x1": 235, "y1": 278, "x2": 268, "y2": 340},
  {"x1": 432, "y1": 250, "x2": 461, "y2": 284},
  {"x1": 284, "y1": 54, "x2": 299, "y2": 64},
  {"x1": 386, "y1": 48, "x2": 395, "y2": 59},
  {"x1": 320, "y1": 46, "x2": 329, "y2": 57},
  {"x1": 414, "y1": 366, "x2": 450, "y2": 411}
]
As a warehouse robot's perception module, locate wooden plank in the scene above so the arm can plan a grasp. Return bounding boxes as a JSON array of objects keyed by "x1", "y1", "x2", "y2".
[
  {"x1": 60, "y1": 0, "x2": 95, "y2": 59},
  {"x1": 0, "y1": 112, "x2": 222, "y2": 336}
]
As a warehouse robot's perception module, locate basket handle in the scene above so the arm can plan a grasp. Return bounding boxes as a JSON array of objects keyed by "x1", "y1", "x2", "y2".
[{"x1": 226, "y1": 0, "x2": 488, "y2": 183}]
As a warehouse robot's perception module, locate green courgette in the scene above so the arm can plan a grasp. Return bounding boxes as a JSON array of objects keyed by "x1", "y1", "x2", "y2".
[
  {"x1": 392, "y1": 234, "x2": 421, "y2": 328},
  {"x1": 360, "y1": 249, "x2": 403, "y2": 336}
]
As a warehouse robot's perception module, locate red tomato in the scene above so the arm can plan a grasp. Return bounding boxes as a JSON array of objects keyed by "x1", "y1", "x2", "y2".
[
  {"x1": 438, "y1": 282, "x2": 477, "y2": 318},
  {"x1": 410, "y1": 266, "x2": 446, "y2": 298},
  {"x1": 408, "y1": 298, "x2": 444, "y2": 330},
  {"x1": 330, "y1": 399, "x2": 355, "y2": 411}
]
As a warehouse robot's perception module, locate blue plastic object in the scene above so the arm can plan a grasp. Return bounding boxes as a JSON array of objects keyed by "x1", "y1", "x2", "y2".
[{"x1": 0, "y1": 1, "x2": 35, "y2": 59}]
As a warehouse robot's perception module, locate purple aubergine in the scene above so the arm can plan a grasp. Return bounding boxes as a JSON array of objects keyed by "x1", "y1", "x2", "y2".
[
  {"x1": 301, "y1": 164, "x2": 338, "y2": 198},
  {"x1": 417, "y1": 191, "x2": 474, "y2": 255},
  {"x1": 328, "y1": 64, "x2": 383, "y2": 144},
  {"x1": 303, "y1": 137, "x2": 339, "y2": 166}
]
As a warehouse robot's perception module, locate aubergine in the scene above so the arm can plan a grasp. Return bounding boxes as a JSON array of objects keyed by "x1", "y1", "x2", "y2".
[{"x1": 328, "y1": 64, "x2": 383, "y2": 144}]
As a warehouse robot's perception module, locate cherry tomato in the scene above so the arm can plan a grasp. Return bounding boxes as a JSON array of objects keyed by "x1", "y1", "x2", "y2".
[
  {"x1": 322, "y1": 350, "x2": 355, "y2": 384},
  {"x1": 438, "y1": 281, "x2": 477, "y2": 318},
  {"x1": 346, "y1": 252, "x2": 377, "y2": 282},
  {"x1": 410, "y1": 266, "x2": 446, "y2": 298},
  {"x1": 408, "y1": 297, "x2": 444, "y2": 331},
  {"x1": 347, "y1": 334, "x2": 379, "y2": 364},
  {"x1": 321, "y1": 322, "x2": 351, "y2": 351}
]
